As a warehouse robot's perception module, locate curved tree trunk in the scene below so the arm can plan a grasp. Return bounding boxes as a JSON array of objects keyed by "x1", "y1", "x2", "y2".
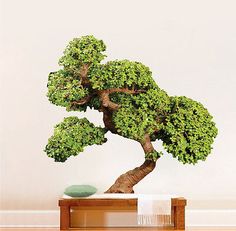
[
  {"x1": 74, "y1": 64, "x2": 158, "y2": 194},
  {"x1": 105, "y1": 159, "x2": 156, "y2": 193},
  {"x1": 105, "y1": 134, "x2": 158, "y2": 193}
]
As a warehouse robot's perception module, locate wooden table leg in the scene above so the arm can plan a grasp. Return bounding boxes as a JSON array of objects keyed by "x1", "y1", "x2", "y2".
[
  {"x1": 171, "y1": 198, "x2": 187, "y2": 230},
  {"x1": 59, "y1": 197, "x2": 187, "y2": 230},
  {"x1": 174, "y1": 205, "x2": 185, "y2": 229},
  {"x1": 60, "y1": 205, "x2": 70, "y2": 230}
]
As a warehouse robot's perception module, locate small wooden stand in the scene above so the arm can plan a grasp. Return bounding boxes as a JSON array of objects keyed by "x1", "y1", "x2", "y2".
[{"x1": 59, "y1": 197, "x2": 187, "y2": 230}]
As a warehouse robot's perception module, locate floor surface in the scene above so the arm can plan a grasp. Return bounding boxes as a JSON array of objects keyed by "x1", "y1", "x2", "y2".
[{"x1": 1, "y1": 228, "x2": 236, "y2": 231}]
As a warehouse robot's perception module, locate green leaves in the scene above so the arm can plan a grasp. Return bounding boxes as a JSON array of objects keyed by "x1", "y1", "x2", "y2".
[
  {"x1": 89, "y1": 60, "x2": 157, "y2": 90},
  {"x1": 145, "y1": 150, "x2": 163, "y2": 161},
  {"x1": 112, "y1": 88, "x2": 170, "y2": 141},
  {"x1": 157, "y1": 96, "x2": 218, "y2": 164},
  {"x1": 47, "y1": 70, "x2": 89, "y2": 111},
  {"x1": 133, "y1": 88, "x2": 170, "y2": 115},
  {"x1": 47, "y1": 35, "x2": 107, "y2": 112},
  {"x1": 113, "y1": 106, "x2": 158, "y2": 141},
  {"x1": 59, "y1": 35, "x2": 106, "y2": 73},
  {"x1": 46, "y1": 35, "x2": 218, "y2": 165},
  {"x1": 45, "y1": 117, "x2": 107, "y2": 162}
]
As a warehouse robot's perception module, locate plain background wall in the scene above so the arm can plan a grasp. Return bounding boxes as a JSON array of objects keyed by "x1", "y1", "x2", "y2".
[{"x1": 0, "y1": 0, "x2": 236, "y2": 211}]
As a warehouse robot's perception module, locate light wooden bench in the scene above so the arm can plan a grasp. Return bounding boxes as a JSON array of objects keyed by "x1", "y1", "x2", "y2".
[{"x1": 59, "y1": 197, "x2": 187, "y2": 230}]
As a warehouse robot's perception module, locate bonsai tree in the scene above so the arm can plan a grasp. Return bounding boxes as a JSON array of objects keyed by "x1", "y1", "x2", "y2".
[{"x1": 45, "y1": 35, "x2": 218, "y2": 193}]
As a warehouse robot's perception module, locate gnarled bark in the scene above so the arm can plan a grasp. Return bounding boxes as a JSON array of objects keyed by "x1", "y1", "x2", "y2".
[
  {"x1": 105, "y1": 134, "x2": 158, "y2": 193},
  {"x1": 105, "y1": 159, "x2": 156, "y2": 193},
  {"x1": 102, "y1": 107, "x2": 117, "y2": 134},
  {"x1": 79, "y1": 63, "x2": 90, "y2": 86},
  {"x1": 76, "y1": 66, "x2": 157, "y2": 193},
  {"x1": 99, "y1": 91, "x2": 120, "y2": 111}
]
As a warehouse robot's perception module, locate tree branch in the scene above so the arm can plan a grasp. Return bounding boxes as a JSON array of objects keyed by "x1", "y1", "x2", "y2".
[
  {"x1": 101, "y1": 107, "x2": 118, "y2": 134},
  {"x1": 79, "y1": 63, "x2": 90, "y2": 86},
  {"x1": 71, "y1": 93, "x2": 95, "y2": 106},
  {"x1": 98, "y1": 91, "x2": 120, "y2": 111},
  {"x1": 107, "y1": 88, "x2": 146, "y2": 94},
  {"x1": 98, "y1": 88, "x2": 146, "y2": 111},
  {"x1": 140, "y1": 134, "x2": 155, "y2": 154},
  {"x1": 78, "y1": 64, "x2": 146, "y2": 111}
]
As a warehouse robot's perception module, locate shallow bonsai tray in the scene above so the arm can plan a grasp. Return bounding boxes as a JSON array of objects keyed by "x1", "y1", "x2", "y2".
[{"x1": 59, "y1": 197, "x2": 187, "y2": 230}]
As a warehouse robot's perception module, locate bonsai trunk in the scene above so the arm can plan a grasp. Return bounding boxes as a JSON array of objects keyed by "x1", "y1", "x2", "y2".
[
  {"x1": 102, "y1": 108, "x2": 157, "y2": 193},
  {"x1": 105, "y1": 159, "x2": 156, "y2": 193}
]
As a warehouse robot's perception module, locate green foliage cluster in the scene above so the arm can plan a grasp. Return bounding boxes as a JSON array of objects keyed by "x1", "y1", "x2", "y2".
[
  {"x1": 89, "y1": 60, "x2": 157, "y2": 90},
  {"x1": 145, "y1": 150, "x2": 162, "y2": 161},
  {"x1": 45, "y1": 117, "x2": 107, "y2": 162},
  {"x1": 157, "y1": 96, "x2": 218, "y2": 164},
  {"x1": 133, "y1": 88, "x2": 171, "y2": 117},
  {"x1": 46, "y1": 35, "x2": 218, "y2": 164},
  {"x1": 47, "y1": 70, "x2": 89, "y2": 111},
  {"x1": 47, "y1": 35, "x2": 107, "y2": 112},
  {"x1": 59, "y1": 35, "x2": 106, "y2": 73},
  {"x1": 111, "y1": 88, "x2": 170, "y2": 142}
]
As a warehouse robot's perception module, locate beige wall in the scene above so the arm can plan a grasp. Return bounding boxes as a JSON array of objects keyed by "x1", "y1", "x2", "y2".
[{"x1": 1, "y1": 0, "x2": 236, "y2": 211}]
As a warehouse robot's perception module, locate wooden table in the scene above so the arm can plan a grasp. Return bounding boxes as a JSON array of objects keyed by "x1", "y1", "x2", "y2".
[{"x1": 59, "y1": 197, "x2": 187, "y2": 230}]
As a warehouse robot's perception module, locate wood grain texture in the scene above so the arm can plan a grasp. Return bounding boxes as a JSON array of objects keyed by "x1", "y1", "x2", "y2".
[
  {"x1": 172, "y1": 198, "x2": 187, "y2": 230},
  {"x1": 60, "y1": 205, "x2": 70, "y2": 230},
  {"x1": 1, "y1": 228, "x2": 236, "y2": 231},
  {"x1": 59, "y1": 197, "x2": 187, "y2": 230}
]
